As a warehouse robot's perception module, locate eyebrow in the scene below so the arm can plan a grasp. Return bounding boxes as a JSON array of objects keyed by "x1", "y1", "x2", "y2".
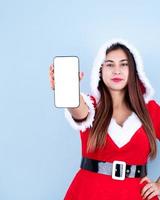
[{"x1": 105, "y1": 59, "x2": 128, "y2": 63}]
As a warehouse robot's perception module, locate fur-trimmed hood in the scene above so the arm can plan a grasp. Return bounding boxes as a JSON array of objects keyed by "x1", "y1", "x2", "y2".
[
  {"x1": 90, "y1": 38, "x2": 155, "y2": 104},
  {"x1": 64, "y1": 38, "x2": 156, "y2": 132}
]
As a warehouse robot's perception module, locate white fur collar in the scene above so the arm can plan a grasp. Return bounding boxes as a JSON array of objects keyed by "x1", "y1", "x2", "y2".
[{"x1": 108, "y1": 112, "x2": 142, "y2": 148}]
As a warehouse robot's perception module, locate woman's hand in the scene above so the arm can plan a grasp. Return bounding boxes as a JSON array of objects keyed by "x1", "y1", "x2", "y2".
[
  {"x1": 48, "y1": 64, "x2": 84, "y2": 90},
  {"x1": 140, "y1": 176, "x2": 160, "y2": 199}
]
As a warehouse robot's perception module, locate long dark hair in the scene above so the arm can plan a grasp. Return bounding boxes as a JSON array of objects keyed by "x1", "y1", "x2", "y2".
[{"x1": 87, "y1": 43, "x2": 157, "y2": 160}]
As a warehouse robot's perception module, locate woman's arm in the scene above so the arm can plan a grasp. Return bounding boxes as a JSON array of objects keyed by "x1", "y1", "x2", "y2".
[
  {"x1": 64, "y1": 92, "x2": 96, "y2": 132},
  {"x1": 67, "y1": 94, "x2": 89, "y2": 120}
]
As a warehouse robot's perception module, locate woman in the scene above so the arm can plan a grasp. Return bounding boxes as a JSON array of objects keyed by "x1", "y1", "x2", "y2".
[{"x1": 49, "y1": 38, "x2": 160, "y2": 199}]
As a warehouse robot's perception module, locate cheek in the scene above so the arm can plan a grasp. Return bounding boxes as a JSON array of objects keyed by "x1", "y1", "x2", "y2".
[
  {"x1": 102, "y1": 68, "x2": 111, "y2": 75},
  {"x1": 102, "y1": 69, "x2": 112, "y2": 81},
  {"x1": 124, "y1": 68, "x2": 129, "y2": 78}
]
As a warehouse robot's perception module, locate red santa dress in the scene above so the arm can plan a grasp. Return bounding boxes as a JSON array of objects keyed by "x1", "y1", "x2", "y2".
[{"x1": 63, "y1": 38, "x2": 160, "y2": 200}]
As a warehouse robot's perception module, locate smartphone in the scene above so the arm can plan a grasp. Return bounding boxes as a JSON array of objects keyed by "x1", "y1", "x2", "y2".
[{"x1": 53, "y1": 56, "x2": 80, "y2": 108}]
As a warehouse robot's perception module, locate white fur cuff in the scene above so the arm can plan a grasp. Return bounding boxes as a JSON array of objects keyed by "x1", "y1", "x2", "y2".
[{"x1": 64, "y1": 92, "x2": 95, "y2": 132}]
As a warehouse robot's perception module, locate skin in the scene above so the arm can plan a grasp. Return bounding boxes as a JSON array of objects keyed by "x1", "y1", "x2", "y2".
[
  {"x1": 140, "y1": 177, "x2": 160, "y2": 199},
  {"x1": 49, "y1": 50, "x2": 160, "y2": 199},
  {"x1": 101, "y1": 49, "x2": 129, "y2": 110}
]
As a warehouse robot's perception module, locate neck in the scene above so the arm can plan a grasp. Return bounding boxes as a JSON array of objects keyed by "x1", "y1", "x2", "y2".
[{"x1": 110, "y1": 90, "x2": 126, "y2": 110}]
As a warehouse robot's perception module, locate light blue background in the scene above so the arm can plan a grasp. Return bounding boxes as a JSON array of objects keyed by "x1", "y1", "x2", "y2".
[{"x1": 0, "y1": 0, "x2": 160, "y2": 199}]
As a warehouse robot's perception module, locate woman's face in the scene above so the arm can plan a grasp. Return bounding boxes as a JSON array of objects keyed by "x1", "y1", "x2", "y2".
[{"x1": 101, "y1": 49, "x2": 129, "y2": 92}]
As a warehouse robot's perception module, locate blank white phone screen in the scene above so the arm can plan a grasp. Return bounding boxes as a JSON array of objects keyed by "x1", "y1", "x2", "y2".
[{"x1": 54, "y1": 56, "x2": 80, "y2": 108}]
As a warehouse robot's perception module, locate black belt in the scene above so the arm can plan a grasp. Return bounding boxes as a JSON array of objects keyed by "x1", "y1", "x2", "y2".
[{"x1": 80, "y1": 157, "x2": 147, "y2": 180}]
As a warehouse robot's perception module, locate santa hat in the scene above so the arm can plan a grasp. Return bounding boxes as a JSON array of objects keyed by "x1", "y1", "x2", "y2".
[
  {"x1": 64, "y1": 38, "x2": 155, "y2": 132},
  {"x1": 90, "y1": 38, "x2": 155, "y2": 105}
]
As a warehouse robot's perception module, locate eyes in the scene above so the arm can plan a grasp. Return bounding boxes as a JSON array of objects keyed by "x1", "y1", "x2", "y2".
[{"x1": 105, "y1": 63, "x2": 128, "y2": 67}]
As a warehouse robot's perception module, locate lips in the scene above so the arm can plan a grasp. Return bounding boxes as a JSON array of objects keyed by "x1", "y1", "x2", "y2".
[
  {"x1": 111, "y1": 78, "x2": 123, "y2": 81},
  {"x1": 111, "y1": 78, "x2": 123, "y2": 83}
]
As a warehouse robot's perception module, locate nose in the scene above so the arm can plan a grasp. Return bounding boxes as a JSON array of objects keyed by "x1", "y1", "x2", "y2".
[
  {"x1": 113, "y1": 71, "x2": 121, "y2": 75},
  {"x1": 113, "y1": 70, "x2": 121, "y2": 75},
  {"x1": 113, "y1": 65, "x2": 121, "y2": 74}
]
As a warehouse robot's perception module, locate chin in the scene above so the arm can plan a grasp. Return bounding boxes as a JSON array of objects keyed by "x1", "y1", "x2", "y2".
[{"x1": 110, "y1": 85, "x2": 127, "y2": 91}]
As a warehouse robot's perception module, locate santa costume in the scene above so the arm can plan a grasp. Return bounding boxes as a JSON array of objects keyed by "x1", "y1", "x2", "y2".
[{"x1": 63, "y1": 38, "x2": 160, "y2": 200}]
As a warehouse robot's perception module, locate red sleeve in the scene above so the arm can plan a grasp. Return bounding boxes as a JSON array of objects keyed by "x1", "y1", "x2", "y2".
[{"x1": 147, "y1": 100, "x2": 160, "y2": 140}]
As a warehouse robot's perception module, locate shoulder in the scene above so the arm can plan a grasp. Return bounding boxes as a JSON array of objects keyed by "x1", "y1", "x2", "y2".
[
  {"x1": 146, "y1": 99, "x2": 160, "y2": 141},
  {"x1": 146, "y1": 99, "x2": 160, "y2": 115},
  {"x1": 146, "y1": 99, "x2": 160, "y2": 107}
]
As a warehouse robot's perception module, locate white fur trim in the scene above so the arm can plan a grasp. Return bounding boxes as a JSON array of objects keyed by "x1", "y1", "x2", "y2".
[
  {"x1": 90, "y1": 38, "x2": 155, "y2": 104},
  {"x1": 108, "y1": 112, "x2": 142, "y2": 148},
  {"x1": 64, "y1": 92, "x2": 95, "y2": 132}
]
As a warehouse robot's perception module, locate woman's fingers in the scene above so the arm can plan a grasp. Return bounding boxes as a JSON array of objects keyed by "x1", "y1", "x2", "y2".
[
  {"x1": 140, "y1": 176, "x2": 151, "y2": 185},
  {"x1": 141, "y1": 182, "x2": 159, "y2": 199},
  {"x1": 49, "y1": 63, "x2": 84, "y2": 90},
  {"x1": 49, "y1": 78, "x2": 55, "y2": 90},
  {"x1": 49, "y1": 64, "x2": 55, "y2": 90},
  {"x1": 49, "y1": 64, "x2": 54, "y2": 78},
  {"x1": 50, "y1": 64, "x2": 54, "y2": 72},
  {"x1": 79, "y1": 71, "x2": 84, "y2": 81},
  {"x1": 140, "y1": 177, "x2": 160, "y2": 199}
]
